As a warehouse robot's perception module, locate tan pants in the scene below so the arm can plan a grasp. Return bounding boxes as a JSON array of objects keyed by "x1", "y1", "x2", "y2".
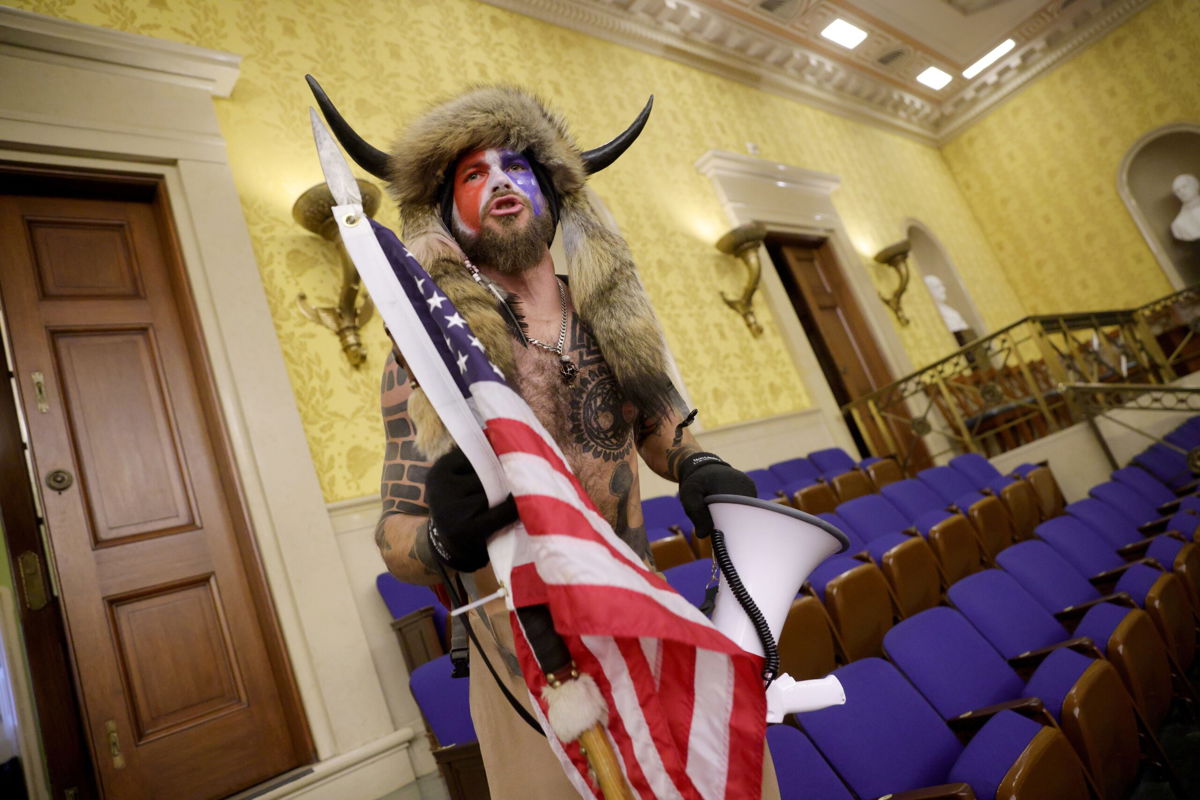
[{"x1": 467, "y1": 608, "x2": 781, "y2": 799}]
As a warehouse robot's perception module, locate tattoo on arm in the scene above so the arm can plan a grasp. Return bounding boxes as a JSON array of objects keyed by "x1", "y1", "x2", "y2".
[
  {"x1": 666, "y1": 443, "x2": 702, "y2": 480},
  {"x1": 376, "y1": 353, "x2": 438, "y2": 579}
]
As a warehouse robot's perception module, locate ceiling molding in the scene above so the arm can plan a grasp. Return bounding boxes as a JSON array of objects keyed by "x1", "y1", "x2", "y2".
[
  {"x1": 483, "y1": 0, "x2": 1157, "y2": 144},
  {"x1": 0, "y1": 5, "x2": 241, "y2": 97},
  {"x1": 936, "y1": 0, "x2": 1156, "y2": 139},
  {"x1": 483, "y1": 0, "x2": 941, "y2": 145}
]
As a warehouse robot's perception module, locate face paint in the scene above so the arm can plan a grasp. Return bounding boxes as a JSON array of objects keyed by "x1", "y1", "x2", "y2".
[{"x1": 451, "y1": 148, "x2": 546, "y2": 237}]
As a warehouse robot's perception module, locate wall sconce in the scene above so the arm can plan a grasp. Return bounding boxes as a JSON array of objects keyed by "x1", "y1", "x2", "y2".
[
  {"x1": 292, "y1": 179, "x2": 382, "y2": 367},
  {"x1": 715, "y1": 221, "x2": 768, "y2": 336},
  {"x1": 874, "y1": 239, "x2": 912, "y2": 327}
]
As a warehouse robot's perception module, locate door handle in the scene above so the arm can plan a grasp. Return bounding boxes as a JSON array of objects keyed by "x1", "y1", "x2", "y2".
[{"x1": 45, "y1": 469, "x2": 74, "y2": 493}]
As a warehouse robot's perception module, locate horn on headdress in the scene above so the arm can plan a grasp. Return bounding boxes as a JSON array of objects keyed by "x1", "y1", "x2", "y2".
[
  {"x1": 580, "y1": 96, "x2": 653, "y2": 174},
  {"x1": 306, "y1": 75, "x2": 391, "y2": 180}
]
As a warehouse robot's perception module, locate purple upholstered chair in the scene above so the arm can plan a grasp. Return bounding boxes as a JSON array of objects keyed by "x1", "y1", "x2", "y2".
[
  {"x1": 883, "y1": 606, "x2": 1141, "y2": 800},
  {"x1": 795, "y1": 658, "x2": 1089, "y2": 800},
  {"x1": 766, "y1": 724, "x2": 852, "y2": 800},
  {"x1": 410, "y1": 654, "x2": 477, "y2": 746}
]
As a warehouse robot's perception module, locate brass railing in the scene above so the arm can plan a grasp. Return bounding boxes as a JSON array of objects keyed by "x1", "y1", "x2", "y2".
[
  {"x1": 843, "y1": 286, "x2": 1200, "y2": 470},
  {"x1": 1063, "y1": 383, "x2": 1200, "y2": 470}
]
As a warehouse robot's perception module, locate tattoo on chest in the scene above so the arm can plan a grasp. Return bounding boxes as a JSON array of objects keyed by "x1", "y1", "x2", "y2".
[{"x1": 567, "y1": 316, "x2": 634, "y2": 462}]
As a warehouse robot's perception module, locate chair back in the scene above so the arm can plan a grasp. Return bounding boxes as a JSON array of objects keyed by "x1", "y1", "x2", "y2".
[
  {"x1": 807, "y1": 447, "x2": 858, "y2": 477},
  {"x1": 997, "y1": 540, "x2": 1098, "y2": 613},
  {"x1": 836, "y1": 494, "x2": 909, "y2": 541},
  {"x1": 949, "y1": 453, "x2": 1003, "y2": 487},
  {"x1": 1111, "y1": 466, "x2": 1174, "y2": 506},
  {"x1": 884, "y1": 607, "x2": 1023, "y2": 719},
  {"x1": 410, "y1": 654, "x2": 476, "y2": 746},
  {"x1": 376, "y1": 573, "x2": 447, "y2": 642},
  {"x1": 917, "y1": 465, "x2": 978, "y2": 506},
  {"x1": 797, "y1": 658, "x2": 962, "y2": 800},
  {"x1": 947, "y1": 570, "x2": 1070, "y2": 659},
  {"x1": 662, "y1": 559, "x2": 714, "y2": 610},
  {"x1": 766, "y1": 724, "x2": 853, "y2": 800}
]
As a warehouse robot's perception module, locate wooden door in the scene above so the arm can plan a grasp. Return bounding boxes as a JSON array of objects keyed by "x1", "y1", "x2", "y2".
[
  {"x1": 0, "y1": 171, "x2": 312, "y2": 799},
  {"x1": 769, "y1": 236, "x2": 930, "y2": 471}
]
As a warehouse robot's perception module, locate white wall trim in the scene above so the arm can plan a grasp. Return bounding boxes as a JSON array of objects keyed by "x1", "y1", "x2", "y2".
[
  {"x1": 0, "y1": 5, "x2": 240, "y2": 97},
  {"x1": 695, "y1": 149, "x2": 912, "y2": 459},
  {"x1": 0, "y1": 9, "x2": 417, "y2": 797}
]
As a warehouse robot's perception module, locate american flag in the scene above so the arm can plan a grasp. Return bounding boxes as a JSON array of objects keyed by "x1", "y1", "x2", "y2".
[{"x1": 370, "y1": 221, "x2": 767, "y2": 799}]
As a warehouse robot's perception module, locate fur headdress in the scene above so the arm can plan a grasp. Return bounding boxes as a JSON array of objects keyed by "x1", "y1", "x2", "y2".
[{"x1": 308, "y1": 78, "x2": 673, "y2": 459}]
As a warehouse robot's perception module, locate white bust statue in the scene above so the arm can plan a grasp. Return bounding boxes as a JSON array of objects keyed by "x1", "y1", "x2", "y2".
[
  {"x1": 924, "y1": 275, "x2": 969, "y2": 333},
  {"x1": 1170, "y1": 173, "x2": 1200, "y2": 242}
]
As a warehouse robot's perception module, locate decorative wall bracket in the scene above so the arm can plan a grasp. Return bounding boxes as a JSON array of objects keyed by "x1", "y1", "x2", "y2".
[
  {"x1": 874, "y1": 240, "x2": 912, "y2": 327},
  {"x1": 716, "y1": 221, "x2": 768, "y2": 336},
  {"x1": 292, "y1": 179, "x2": 382, "y2": 367}
]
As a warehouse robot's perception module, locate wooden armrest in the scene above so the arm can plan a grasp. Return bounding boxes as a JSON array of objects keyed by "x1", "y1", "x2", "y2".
[
  {"x1": 1138, "y1": 517, "x2": 1171, "y2": 535},
  {"x1": 1116, "y1": 537, "x2": 1158, "y2": 560},
  {"x1": 1174, "y1": 479, "x2": 1200, "y2": 496},
  {"x1": 1054, "y1": 593, "x2": 1137, "y2": 625},
  {"x1": 882, "y1": 783, "x2": 976, "y2": 800},
  {"x1": 1157, "y1": 499, "x2": 1182, "y2": 515},
  {"x1": 1008, "y1": 637, "x2": 1098, "y2": 673},
  {"x1": 948, "y1": 697, "x2": 1047, "y2": 738},
  {"x1": 1088, "y1": 557, "x2": 1161, "y2": 588}
]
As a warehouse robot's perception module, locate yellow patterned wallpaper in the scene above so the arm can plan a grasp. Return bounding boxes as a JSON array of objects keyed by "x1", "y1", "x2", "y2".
[
  {"x1": 11, "y1": 0, "x2": 1020, "y2": 501},
  {"x1": 942, "y1": 0, "x2": 1199, "y2": 314}
]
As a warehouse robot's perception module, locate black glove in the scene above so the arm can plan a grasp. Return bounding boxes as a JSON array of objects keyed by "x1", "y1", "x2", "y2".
[
  {"x1": 678, "y1": 451, "x2": 757, "y2": 539},
  {"x1": 424, "y1": 449, "x2": 518, "y2": 572}
]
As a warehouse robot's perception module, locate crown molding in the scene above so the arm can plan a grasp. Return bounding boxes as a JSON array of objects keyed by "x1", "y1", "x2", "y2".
[
  {"x1": 936, "y1": 0, "x2": 1157, "y2": 140},
  {"x1": 483, "y1": 0, "x2": 940, "y2": 145},
  {"x1": 0, "y1": 6, "x2": 241, "y2": 97},
  {"x1": 482, "y1": 0, "x2": 1157, "y2": 144}
]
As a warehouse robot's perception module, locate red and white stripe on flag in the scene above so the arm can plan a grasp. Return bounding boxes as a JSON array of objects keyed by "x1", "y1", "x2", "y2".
[{"x1": 363, "y1": 221, "x2": 767, "y2": 798}]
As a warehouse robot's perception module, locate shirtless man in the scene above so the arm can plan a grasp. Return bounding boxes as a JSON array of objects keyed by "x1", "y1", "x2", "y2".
[{"x1": 306, "y1": 79, "x2": 773, "y2": 797}]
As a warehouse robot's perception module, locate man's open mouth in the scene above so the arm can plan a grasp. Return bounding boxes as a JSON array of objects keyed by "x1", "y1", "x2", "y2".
[{"x1": 489, "y1": 195, "x2": 525, "y2": 216}]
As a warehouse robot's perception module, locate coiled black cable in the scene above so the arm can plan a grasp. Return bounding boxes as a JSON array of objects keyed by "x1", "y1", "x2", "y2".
[{"x1": 710, "y1": 526, "x2": 779, "y2": 685}]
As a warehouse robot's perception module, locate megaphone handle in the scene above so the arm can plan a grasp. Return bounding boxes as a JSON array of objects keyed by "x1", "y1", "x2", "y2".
[{"x1": 711, "y1": 527, "x2": 779, "y2": 684}]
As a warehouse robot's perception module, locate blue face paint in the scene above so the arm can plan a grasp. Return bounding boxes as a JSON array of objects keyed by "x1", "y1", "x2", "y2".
[{"x1": 452, "y1": 148, "x2": 546, "y2": 236}]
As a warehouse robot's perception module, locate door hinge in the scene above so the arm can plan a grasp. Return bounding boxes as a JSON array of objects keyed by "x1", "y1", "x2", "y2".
[{"x1": 105, "y1": 720, "x2": 125, "y2": 769}]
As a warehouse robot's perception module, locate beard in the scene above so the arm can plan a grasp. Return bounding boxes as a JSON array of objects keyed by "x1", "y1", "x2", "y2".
[{"x1": 457, "y1": 205, "x2": 553, "y2": 275}]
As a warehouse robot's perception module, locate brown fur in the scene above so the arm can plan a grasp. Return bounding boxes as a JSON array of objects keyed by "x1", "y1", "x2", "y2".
[{"x1": 388, "y1": 87, "x2": 672, "y2": 456}]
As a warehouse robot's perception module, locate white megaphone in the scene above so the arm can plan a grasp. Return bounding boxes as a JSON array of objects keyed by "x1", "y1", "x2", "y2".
[{"x1": 705, "y1": 494, "x2": 851, "y2": 723}]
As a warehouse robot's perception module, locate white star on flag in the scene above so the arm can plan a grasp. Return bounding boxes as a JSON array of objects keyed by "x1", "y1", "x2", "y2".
[
  {"x1": 456, "y1": 351, "x2": 469, "y2": 374},
  {"x1": 468, "y1": 335, "x2": 484, "y2": 351},
  {"x1": 426, "y1": 293, "x2": 446, "y2": 310},
  {"x1": 446, "y1": 312, "x2": 466, "y2": 329}
]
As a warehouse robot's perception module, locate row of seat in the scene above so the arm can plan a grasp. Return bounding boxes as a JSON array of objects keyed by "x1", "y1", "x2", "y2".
[
  {"x1": 382, "y1": 434, "x2": 1200, "y2": 798},
  {"x1": 660, "y1": 439, "x2": 1200, "y2": 799}
]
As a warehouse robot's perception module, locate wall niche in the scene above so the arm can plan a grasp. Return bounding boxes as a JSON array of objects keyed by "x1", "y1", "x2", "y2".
[{"x1": 1119, "y1": 124, "x2": 1200, "y2": 288}]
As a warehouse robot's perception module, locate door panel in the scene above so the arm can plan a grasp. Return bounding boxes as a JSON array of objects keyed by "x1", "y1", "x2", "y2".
[
  {"x1": 772, "y1": 237, "x2": 930, "y2": 471},
  {"x1": 0, "y1": 187, "x2": 309, "y2": 800},
  {"x1": 54, "y1": 329, "x2": 196, "y2": 543}
]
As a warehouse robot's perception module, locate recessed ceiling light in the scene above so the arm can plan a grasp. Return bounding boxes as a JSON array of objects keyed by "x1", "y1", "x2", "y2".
[
  {"x1": 962, "y1": 39, "x2": 1016, "y2": 79},
  {"x1": 820, "y1": 19, "x2": 868, "y2": 50},
  {"x1": 916, "y1": 66, "x2": 953, "y2": 90}
]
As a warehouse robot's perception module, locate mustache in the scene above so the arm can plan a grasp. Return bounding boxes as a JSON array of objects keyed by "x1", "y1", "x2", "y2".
[{"x1": 484, "y1": 190, "x2": 530, "y2": 215}]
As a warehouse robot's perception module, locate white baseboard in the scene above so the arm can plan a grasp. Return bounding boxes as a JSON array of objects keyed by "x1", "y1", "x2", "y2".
[{"x1": 230, "y1": 729, "x2": 417, "y2": 800}]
